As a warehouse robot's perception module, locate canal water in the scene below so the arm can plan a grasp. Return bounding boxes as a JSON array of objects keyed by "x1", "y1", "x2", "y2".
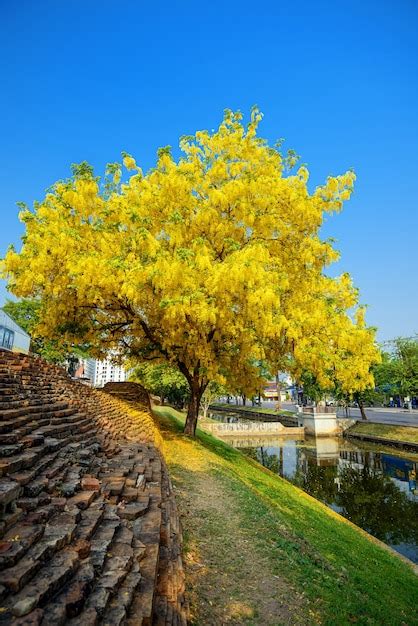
[{"x1": 209, "y1": 411, "x2": 418, "y2": 564}]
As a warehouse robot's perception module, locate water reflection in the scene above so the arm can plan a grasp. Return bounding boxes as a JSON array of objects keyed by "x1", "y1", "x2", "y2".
[
  {"x1": 227, "y1": 429, "x2": 418, "y2": 563},
  {"x1": 295, "y1": 450, "x2": 418, "y2": 548}
]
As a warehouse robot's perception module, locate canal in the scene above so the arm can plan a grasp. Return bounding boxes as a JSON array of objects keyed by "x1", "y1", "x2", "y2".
[{"x1": 209, "y1": 411, "x2": 418, "y2": 564}]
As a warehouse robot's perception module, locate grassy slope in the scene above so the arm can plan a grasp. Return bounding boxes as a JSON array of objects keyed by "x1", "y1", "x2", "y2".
[
  {"x1": 348, "y1": 421, "x2": 418, "y2": 444},
  {"x1": 154, "y1": 406, "x2": 418, "y2": 626}
]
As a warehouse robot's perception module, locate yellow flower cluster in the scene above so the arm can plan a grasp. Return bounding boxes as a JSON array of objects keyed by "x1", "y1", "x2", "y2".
[{"x1": 2, "y1": 108, "x2": 380, "y2": 404}]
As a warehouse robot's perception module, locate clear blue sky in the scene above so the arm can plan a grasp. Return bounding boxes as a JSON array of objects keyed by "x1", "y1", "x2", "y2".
[{"x1": 1, "y1": 0, "x2": 417, "y2": 342}]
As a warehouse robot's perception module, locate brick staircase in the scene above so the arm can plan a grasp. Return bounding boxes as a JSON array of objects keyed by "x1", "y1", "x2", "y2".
[{"x1": 0, "y1": 350, "x2": 187, "y2": 625}]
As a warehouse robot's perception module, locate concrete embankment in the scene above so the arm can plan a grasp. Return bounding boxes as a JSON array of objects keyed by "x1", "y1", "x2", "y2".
[
  {"x1": 208, "y1": 404, "x2": 298, "y2": 425},
  {"x1": 202, "y1": 419, "x2": 304, "y2": 437}
]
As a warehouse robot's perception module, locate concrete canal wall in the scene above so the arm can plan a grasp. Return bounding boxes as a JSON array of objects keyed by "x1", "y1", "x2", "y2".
[
  {"x1": 208, "y1": 404, "x2": 298, "y2": 426},
  {"x1": 202, "y1": 420, "x2": 304, "y2": 437}
]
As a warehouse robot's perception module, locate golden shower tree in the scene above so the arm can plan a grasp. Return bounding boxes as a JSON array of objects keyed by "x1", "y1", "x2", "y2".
[{"x1": 2, "y1": 109, "x2": 380, "y2": 435}]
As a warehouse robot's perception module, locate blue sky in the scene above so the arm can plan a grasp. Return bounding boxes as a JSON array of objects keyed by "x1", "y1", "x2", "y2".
[{"x1": 1, "y1": 0, "x2": 417, "y2": 341}]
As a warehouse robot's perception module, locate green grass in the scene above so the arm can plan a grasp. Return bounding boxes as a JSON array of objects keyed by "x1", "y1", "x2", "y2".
[
  {"x1": 348, "y1": 421, "x2": 418, "y2": 444},
  {"x1": 211, "y1": 402, "x2": 295, "y2": 417},
  {"x1": 155, "y1": 406, "x2": 418, "y2": 626}
]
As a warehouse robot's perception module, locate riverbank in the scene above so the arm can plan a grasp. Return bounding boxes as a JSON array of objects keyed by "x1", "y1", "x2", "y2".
[
  {"x1": 347, "y1": 421, "x2": 418, "y2": 450},
  {"x1": 153, "y1": 406, "x2": 417, "y2": 626}
]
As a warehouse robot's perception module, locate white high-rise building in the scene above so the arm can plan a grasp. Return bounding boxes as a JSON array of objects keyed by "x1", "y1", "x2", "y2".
[{"x1": 84, "y1": 358, "x2": 126, "y2": 387}]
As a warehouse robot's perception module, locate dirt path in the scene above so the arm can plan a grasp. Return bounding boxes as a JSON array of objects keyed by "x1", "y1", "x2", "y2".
[{"x1": 159, "y1": 418, "x2": 308, "y2": 625}]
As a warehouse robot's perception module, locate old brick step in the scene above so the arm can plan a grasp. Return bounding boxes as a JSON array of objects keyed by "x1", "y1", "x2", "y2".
[
  {"x1": 43, "y1": 471, "x2": 70, "y2": 496},
  {"x1": 0, "y1": 373, "x2": 19, "y2": 381},
  {"x1": 0, "y1": 392, "x2": 65, "y2": 405},
  {"x1": 0, "y1": 395, "x2": 51, "y2": 407},
  {"x1": 5, "y1": 386, "x2": 60, "y2": 397},
  {"x1": 0, "y1": 523, "x2": 44, "y2": 570},
  {"x1": 0, "y1": 448, "x2": 51, "y2": 477},
  {"x1": 0, "y1": 433, "x2": 19, "y2": 445},
  {"x1": 0, "y1": 415, "x2": 54, "y2": 435},
  {"x1": 74, "y1": 506, "x2": 102, "y2": 539},
  {"x1": 0, "y1": 389, "x2": 22, "y2": 399},
  {"x1": 8, "y1": 447, "x2": 63, "y2": 488},
  {"x1": 102, "y1": 563, "x2": 142, "y2": 625},
  {"x1": 0, "y1": 387, "x2": 20, "y2": 396},
  {"x1": 40, "y1": 561, "x2": 97, "y2": 623},
  {"x1": 20, "y1": 434, "x2": 45, "y2": 448},
  {"x1": 0, "y1": 415, "x2": 58, "y2": 437},
  {"x1": 34, "y1": 419, "x2": 92, "y2": 440},
  {"x1": 127, "y1": 543, "x2": 160, "y2": 625},
  {"x1": 0, "y1": 443, "x2": 25, "y2": 458},
  {"x1": 0, "y1": 440, "x2": 72, "y2": 479},
  {"x1": 0, "y1": 506, "x2": 88, "y2": 591},
  {"x1": 0, "y1": 402, "x2": 73, "y2": 420},
  {"x1": 9, "y1": 548, "x2": 80, "y2": 617},
  {"x1": 49, "y1": 413, "x2": 87, "y2": 426},
  {"x1": 0, "y1": 394, "x2": 27, "y2": 406},
  {"x1": 0, "y1": 386, "x2": 59, "y2": 399},
  {"x1": 89, "y1": 517, "x2": 122, "y2": 573},
  {"x1": 71, "y1": 432, "x2": 99, "y2": 449},
  {"x1": 24, "y1": 410, "x2": 85, "y2": 431},
  {"x1": 15, "y1": 387, "x2": 62, "y2": 397},
  {"x1": 0, "y1": 478, "x2": 21, "y2": 506}
]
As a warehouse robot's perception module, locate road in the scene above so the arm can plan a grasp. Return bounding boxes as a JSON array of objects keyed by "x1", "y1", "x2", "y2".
[
  {"x1": 335, "y1": 406, "x2": 418, "y2": 427},
  {"x1": 259, "y1": 400, "x2": 418, "y2": 428}
]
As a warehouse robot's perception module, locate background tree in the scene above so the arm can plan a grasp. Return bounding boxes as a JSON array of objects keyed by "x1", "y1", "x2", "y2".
[
  {"x1": 2, "y1": 109, "x2": 380, "y2": 435},
  {"x1": 392, "y1": 338, "x2": 418, "y2": 407},
  {"x1": 130, "y1": 363, "x2": 190, "y2": 408},
  {"x1": 3, "y1": 298, "x2": 89, "y2": 364},
  {"x1": 199, "y1": 381, "x2": 226, "y2": 419},
  {"x1": 373, "y1": 338, "x2": 418, "y2": 407},
  {"x1": 373, "y1": 351, "x2": 399, "y2": 404},
  {"x1": 298, "y1": 371, "x2": 325, "y2": 406}
]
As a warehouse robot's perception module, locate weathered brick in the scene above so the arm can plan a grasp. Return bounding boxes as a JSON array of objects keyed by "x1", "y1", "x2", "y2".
[
  {"x1": 0, "y1": 354, "x2": 186, "y2": 625},
  {"x1": 70, "y1": 490, "x2": 97, "y2": 510}
]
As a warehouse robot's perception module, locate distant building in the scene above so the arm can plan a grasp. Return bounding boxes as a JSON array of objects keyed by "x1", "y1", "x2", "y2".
[
  {"x1": 263, "y1": 380, "x2": 279, "y2": 401},
  {"x1": 0, "y1": 309, "x2": 31, "y2": 354},
  {"x1": 83, "y1": 358, "x2": 126, "y2": 388},
  {"x1": 263, "y1": 375, "x2": 290, "y2": 402}
]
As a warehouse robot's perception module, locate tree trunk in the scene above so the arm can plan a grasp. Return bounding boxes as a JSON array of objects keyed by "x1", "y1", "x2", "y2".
[
  {"x1": 275, "y1": 373, "x2": 282, "y2": 410},
  {"x1": 355, "y1": 393, "x2": 367, "y2": 420},
  {"x1": 183, "y1": 377, "x2": 206, "y2": 436},
  {"x1": 184, "y1": 391, "x2": 200, "y2": 436},
  {"x1": 202, "y1": 403, "x2": 209, "y2": 420}
]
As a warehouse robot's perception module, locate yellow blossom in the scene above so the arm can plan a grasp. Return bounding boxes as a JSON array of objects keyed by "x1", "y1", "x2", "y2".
[{"x1": 2, "y1": 108, "x2": 380, "y2": 435}]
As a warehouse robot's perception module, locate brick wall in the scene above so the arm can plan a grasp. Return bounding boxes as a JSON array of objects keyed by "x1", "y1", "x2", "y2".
[{"x1": 0, "y1": 349, "x2": 187, "y2": 625}]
